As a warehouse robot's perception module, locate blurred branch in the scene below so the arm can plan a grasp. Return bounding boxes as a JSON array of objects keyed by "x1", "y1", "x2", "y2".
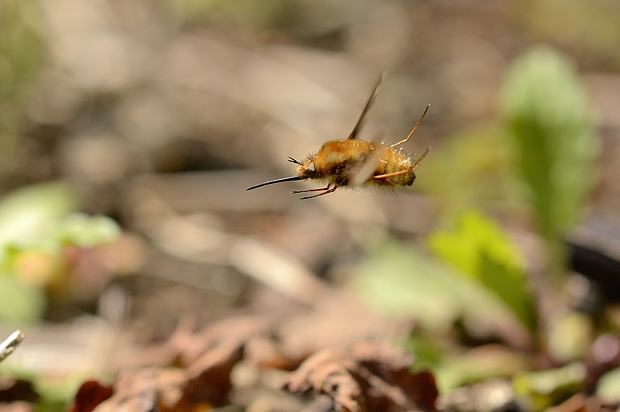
[{"x1": 0, "y1": 330, "x2": 24, "y2": 363}]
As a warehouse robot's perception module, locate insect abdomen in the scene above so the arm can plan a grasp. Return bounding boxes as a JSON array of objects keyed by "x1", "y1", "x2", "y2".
[{"x1": 372, "y1": 148, "x2": 416, "y2": 187}]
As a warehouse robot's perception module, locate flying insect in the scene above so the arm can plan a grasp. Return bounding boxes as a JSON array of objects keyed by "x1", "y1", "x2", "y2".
[{"x1": 247, "y1": 76, "x2": 430, "y2": 200}]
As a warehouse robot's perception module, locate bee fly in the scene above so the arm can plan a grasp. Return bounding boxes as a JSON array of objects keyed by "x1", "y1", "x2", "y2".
[{"x1": 247, "y1": 75, "x2": 430, "y2": 199}]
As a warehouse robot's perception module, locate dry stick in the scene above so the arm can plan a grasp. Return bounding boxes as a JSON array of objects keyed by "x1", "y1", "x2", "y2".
[{"x1": 0, "y1": 330, "x2": 24, "y2": 363}]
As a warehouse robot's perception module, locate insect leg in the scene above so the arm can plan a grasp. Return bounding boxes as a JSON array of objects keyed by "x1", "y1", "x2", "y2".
[
  {"x1": 412, "y1": 146, "x2": 431, "y2": 168},
  {"x1": 373, "y1": 170, "x2": 410, "y2": 179},
  {"x1": 291, "y1": 182, "x2": 332, "y2": 194},
  {"x1": 389, "y1": 104, "x2": 430, "y2": 149},
  {"x1": 299, "y1": 185, "x2": 338, "y2": 200}
]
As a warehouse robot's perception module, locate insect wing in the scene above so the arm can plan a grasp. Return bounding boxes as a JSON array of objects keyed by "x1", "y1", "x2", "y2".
[
  {"x1": 349, "y1": 139, "x2": 384, "y2": 186},
  {"x1": 347, "y1": 73, "x2": 384, "y2": 140}
]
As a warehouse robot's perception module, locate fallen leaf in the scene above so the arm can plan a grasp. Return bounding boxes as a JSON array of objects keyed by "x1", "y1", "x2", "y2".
[
  {"x1": 513, "y1": 363, "x2": 585, "y2": 411},
  {"x1": 284, "y1": 342, "x2": 438, "y2": 412},
  {"x1": 93, "y1": 336, "x2": 245, "y2": 411},
  {"x1": 0, "y1": 378, "x2": 38, "y2": 404},
  {"x1": 70, "y1": 380, "x2": 114, "y2": 412},
  {"x1": 547, "y1": 393, "x2": 618, "y2": 412},
  {"x1": 175, "y1": 341, "x2": 244, "y2": 408},
  {"x1": 93, "y1": 368, "x2": 185, "y2": 412},
  {"x1": 285, "y1": 348, "x2": 363, "y2": 411}
]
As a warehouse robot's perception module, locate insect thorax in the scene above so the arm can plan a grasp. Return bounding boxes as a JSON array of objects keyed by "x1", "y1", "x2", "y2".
[{"x1": 312, "y1": 140, "x2": 375, "y2": 175}]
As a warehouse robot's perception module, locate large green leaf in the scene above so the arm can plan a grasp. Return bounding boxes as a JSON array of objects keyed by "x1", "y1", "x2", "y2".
[
  {"x1": 501, "y1": 48, "x2": 597, "y2": 243},
  {"x1": 351, "y1": 240, "x2": 527, "y2": 339},
  {"x1": 428, "y1": 210, "x2": 536, "y2": 330}
]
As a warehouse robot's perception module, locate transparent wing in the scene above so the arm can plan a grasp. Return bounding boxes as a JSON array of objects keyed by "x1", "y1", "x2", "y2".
[
  {"x1": 349, "y1": 139, "x2": 385, "y2": 186},
  {"x1": 346, "y1": 73, "x2": 385, "y2": 140}
]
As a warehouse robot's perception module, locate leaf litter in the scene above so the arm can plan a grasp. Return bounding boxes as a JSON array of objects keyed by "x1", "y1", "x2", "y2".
[{"x1": 68, "y1": 291, "x2": 436, "y2": 412}]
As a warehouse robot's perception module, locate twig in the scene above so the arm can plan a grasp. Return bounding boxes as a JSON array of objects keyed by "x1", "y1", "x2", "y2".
[{"x1": 0, "y1": 330, "x2": 24, "y2": 363}]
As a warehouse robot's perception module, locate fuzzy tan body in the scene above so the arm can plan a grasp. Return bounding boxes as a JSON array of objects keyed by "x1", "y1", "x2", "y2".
[
  {"x1": 298, "y1": 139, "x2": 416, "y2": 187},
  {"x1": 246, "y1": 75, "x2": 428, "y2": 199}
]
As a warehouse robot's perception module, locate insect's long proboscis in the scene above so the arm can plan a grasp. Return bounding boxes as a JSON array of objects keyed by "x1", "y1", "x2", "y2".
[{"x1": 246, "y1": 175, "x2": 305, "y2": 191}]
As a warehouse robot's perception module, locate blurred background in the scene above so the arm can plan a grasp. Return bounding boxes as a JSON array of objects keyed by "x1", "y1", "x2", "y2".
[{"x1": 2, "y1": 0, "x2": 620, "y2": 410}]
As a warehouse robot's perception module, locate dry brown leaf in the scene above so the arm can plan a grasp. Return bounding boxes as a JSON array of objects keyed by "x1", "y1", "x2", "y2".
[
  {"x1": 283, "y1": 342, "x2": 437, "y2": 412},
  {"x1": 174, "y1": 341, "x2": 244, "y2": 409},
  {"x1": 548, "y1": 393, "x2": 619, "y2": 412},
  {"x1": 93, "y1": 369, "x2": 185, "y2": 412},
  {"x1": 114, "y1": 315, "x2": 272, "y2": 373},
  {"x1": 70, "y1": 380, "x2": 114, "y2": 412},
  {"x1": 285, "y1": 348, "x2": 363, "y2": 412},
  {"x1": 172, "y1": 316, "x2": 270, "y2": 367},
  {"x1": 351, "y1": 342, "x2": 438, "y2": 412},
  {"x1": 0, "y1": 379, "x2": 38, "y2": 404},
  {"x1": 93, "y1": 332, "x2": 245, "y2": 411},
  {"x1": 93, "y1": 292, "x2": 418, "y2": 411}
]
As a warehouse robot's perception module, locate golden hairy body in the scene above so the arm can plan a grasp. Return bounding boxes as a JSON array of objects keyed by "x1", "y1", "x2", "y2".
[
  {"x1": 247, "y1": 75, "x2": 430, "y2": 199},
  {"x1": 301, "y1": 140, "x2": 417, "y2": 187}
]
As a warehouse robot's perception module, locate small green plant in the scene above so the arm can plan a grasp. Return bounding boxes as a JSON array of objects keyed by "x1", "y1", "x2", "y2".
[
  {"x1": 428, "y1": 210, "x2": 536, "y2": 331},
  {"x1": 352, "y1": 239, "x2": 528, "y2": 338},
  {"x1": 501, "y1": 47, "x2": 598, "y2": 282},
  {"x1": 0, "y1": 183, "x2": 120, "y2": 323}
]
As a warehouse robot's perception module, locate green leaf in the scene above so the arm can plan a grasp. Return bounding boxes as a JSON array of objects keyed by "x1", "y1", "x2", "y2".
[
  {"x1": 352, "y1": 243, "x2": 461, "y2": 329},
  {"x1": 0, "y1": 183, "x2": 121, "y2": 256},
  {"x1": 597, "y1": 367, "x2": 620, "y2": 402},
  {"x1": 428, "y1": 210, "x2": 535, "y2": 330},
  {"x1": 438, "y1": 347, "x2": 529, "y2": 392},
  {"x1": 407, "y1": 335, "x2": 446, "y2": 372},
  {"x1": 501, "y1": 47, "x2": 597, "y2": 242},
  {"x1": 54, "y1": 214, "x2": 120, "y2": 248},
  {"x1": 0, "y1": 183, "x2": 77, "y2": 251},
  {"x1": 351, "y1": 241, "x2": 527, "y2": 338},
  {"x1": 546, "y1": 311, "x2": 592, "y2": 362},
  {"x1": 0, "y1": 277, "x2": 45, "y2": 324},
  {"x1": 513, "y1": 363, "x2": 585, "y2": 411},
  {"x1": 0, "y1": 184, "x2": 121, "y2": 293}
]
